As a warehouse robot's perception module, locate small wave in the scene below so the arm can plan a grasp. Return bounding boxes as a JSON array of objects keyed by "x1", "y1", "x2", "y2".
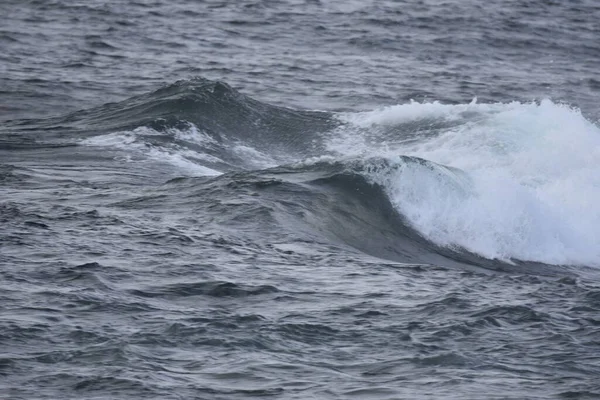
[
  {"x1": 73, "y1": 78, "x2": 336, "y2": 174},
  {"x1": 130, "y1": 281, "x2": 280, "y2": 299}
]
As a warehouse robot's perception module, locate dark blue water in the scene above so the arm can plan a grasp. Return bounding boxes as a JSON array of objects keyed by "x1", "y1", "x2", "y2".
[{"x1": 2, "y1": 1, "x2": 600, "y2": 399}]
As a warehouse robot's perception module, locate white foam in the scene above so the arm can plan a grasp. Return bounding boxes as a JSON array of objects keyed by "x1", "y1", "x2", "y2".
[
  {"x1": 231, "y1": 144, "x2": 278, "y2": 169},
  {"x1": 82, "y1": 126, "x2": 222, "y2": 177},
  {"x1": 338, "y1": 98, "x2": 477, "y2": 127},
  {"x1": 168, "y1": 124, "x2": 217, "y2": 146},
  {"x1": 333, "y1": 100, "x2": 600, "y2": 266}
]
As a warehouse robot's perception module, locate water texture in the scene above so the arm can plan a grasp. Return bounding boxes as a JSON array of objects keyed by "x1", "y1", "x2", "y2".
[{"x1": 1, "y1": 1, "x2": 600, "y2": 399}]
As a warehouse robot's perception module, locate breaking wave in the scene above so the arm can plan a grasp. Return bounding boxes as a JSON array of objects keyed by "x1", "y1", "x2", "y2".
[{"x1": 71, "y1": 78, "x2": 600, "y2": 268}]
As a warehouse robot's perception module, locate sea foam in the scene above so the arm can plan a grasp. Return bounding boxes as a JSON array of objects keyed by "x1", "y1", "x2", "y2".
[{"x1": 334, "y1": 100, "x2": 600, "y2": 266}]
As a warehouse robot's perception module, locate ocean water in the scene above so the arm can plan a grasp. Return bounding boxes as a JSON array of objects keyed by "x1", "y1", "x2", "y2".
[{"x1": 2, "y1": 1, "x2": 600, "y2": 399}]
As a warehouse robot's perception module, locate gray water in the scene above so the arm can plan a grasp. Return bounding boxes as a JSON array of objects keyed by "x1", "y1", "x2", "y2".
[{"x1": 2, "y1": 1, "x2": 600, "y2": 399}]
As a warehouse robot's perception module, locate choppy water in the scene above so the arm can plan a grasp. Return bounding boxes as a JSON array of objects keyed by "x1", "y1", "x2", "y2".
[{"x1": 2, "y1": 1, "x2": 600, "y2": 399}]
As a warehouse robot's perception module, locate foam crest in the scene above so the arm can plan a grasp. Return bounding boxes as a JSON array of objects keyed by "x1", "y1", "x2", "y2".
[
  {"x1": 336, "y1": 100, "x2": 600, "y2": 266},
  {"x1": 339, "y1": 98, "x2": 479, "y2": 127},
  {"x1": 82, "y1": 125, "x2": 222, "y2": 176}
]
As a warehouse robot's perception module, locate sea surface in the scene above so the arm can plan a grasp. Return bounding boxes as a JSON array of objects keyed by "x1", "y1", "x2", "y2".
[{"x1": 2, "y1": 1, "x2": 600, "y2": 399}]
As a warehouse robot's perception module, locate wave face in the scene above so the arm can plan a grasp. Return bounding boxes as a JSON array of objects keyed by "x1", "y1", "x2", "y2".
[{"x1": 73, "y1": 81, "x2": 600, "y2": 269}]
